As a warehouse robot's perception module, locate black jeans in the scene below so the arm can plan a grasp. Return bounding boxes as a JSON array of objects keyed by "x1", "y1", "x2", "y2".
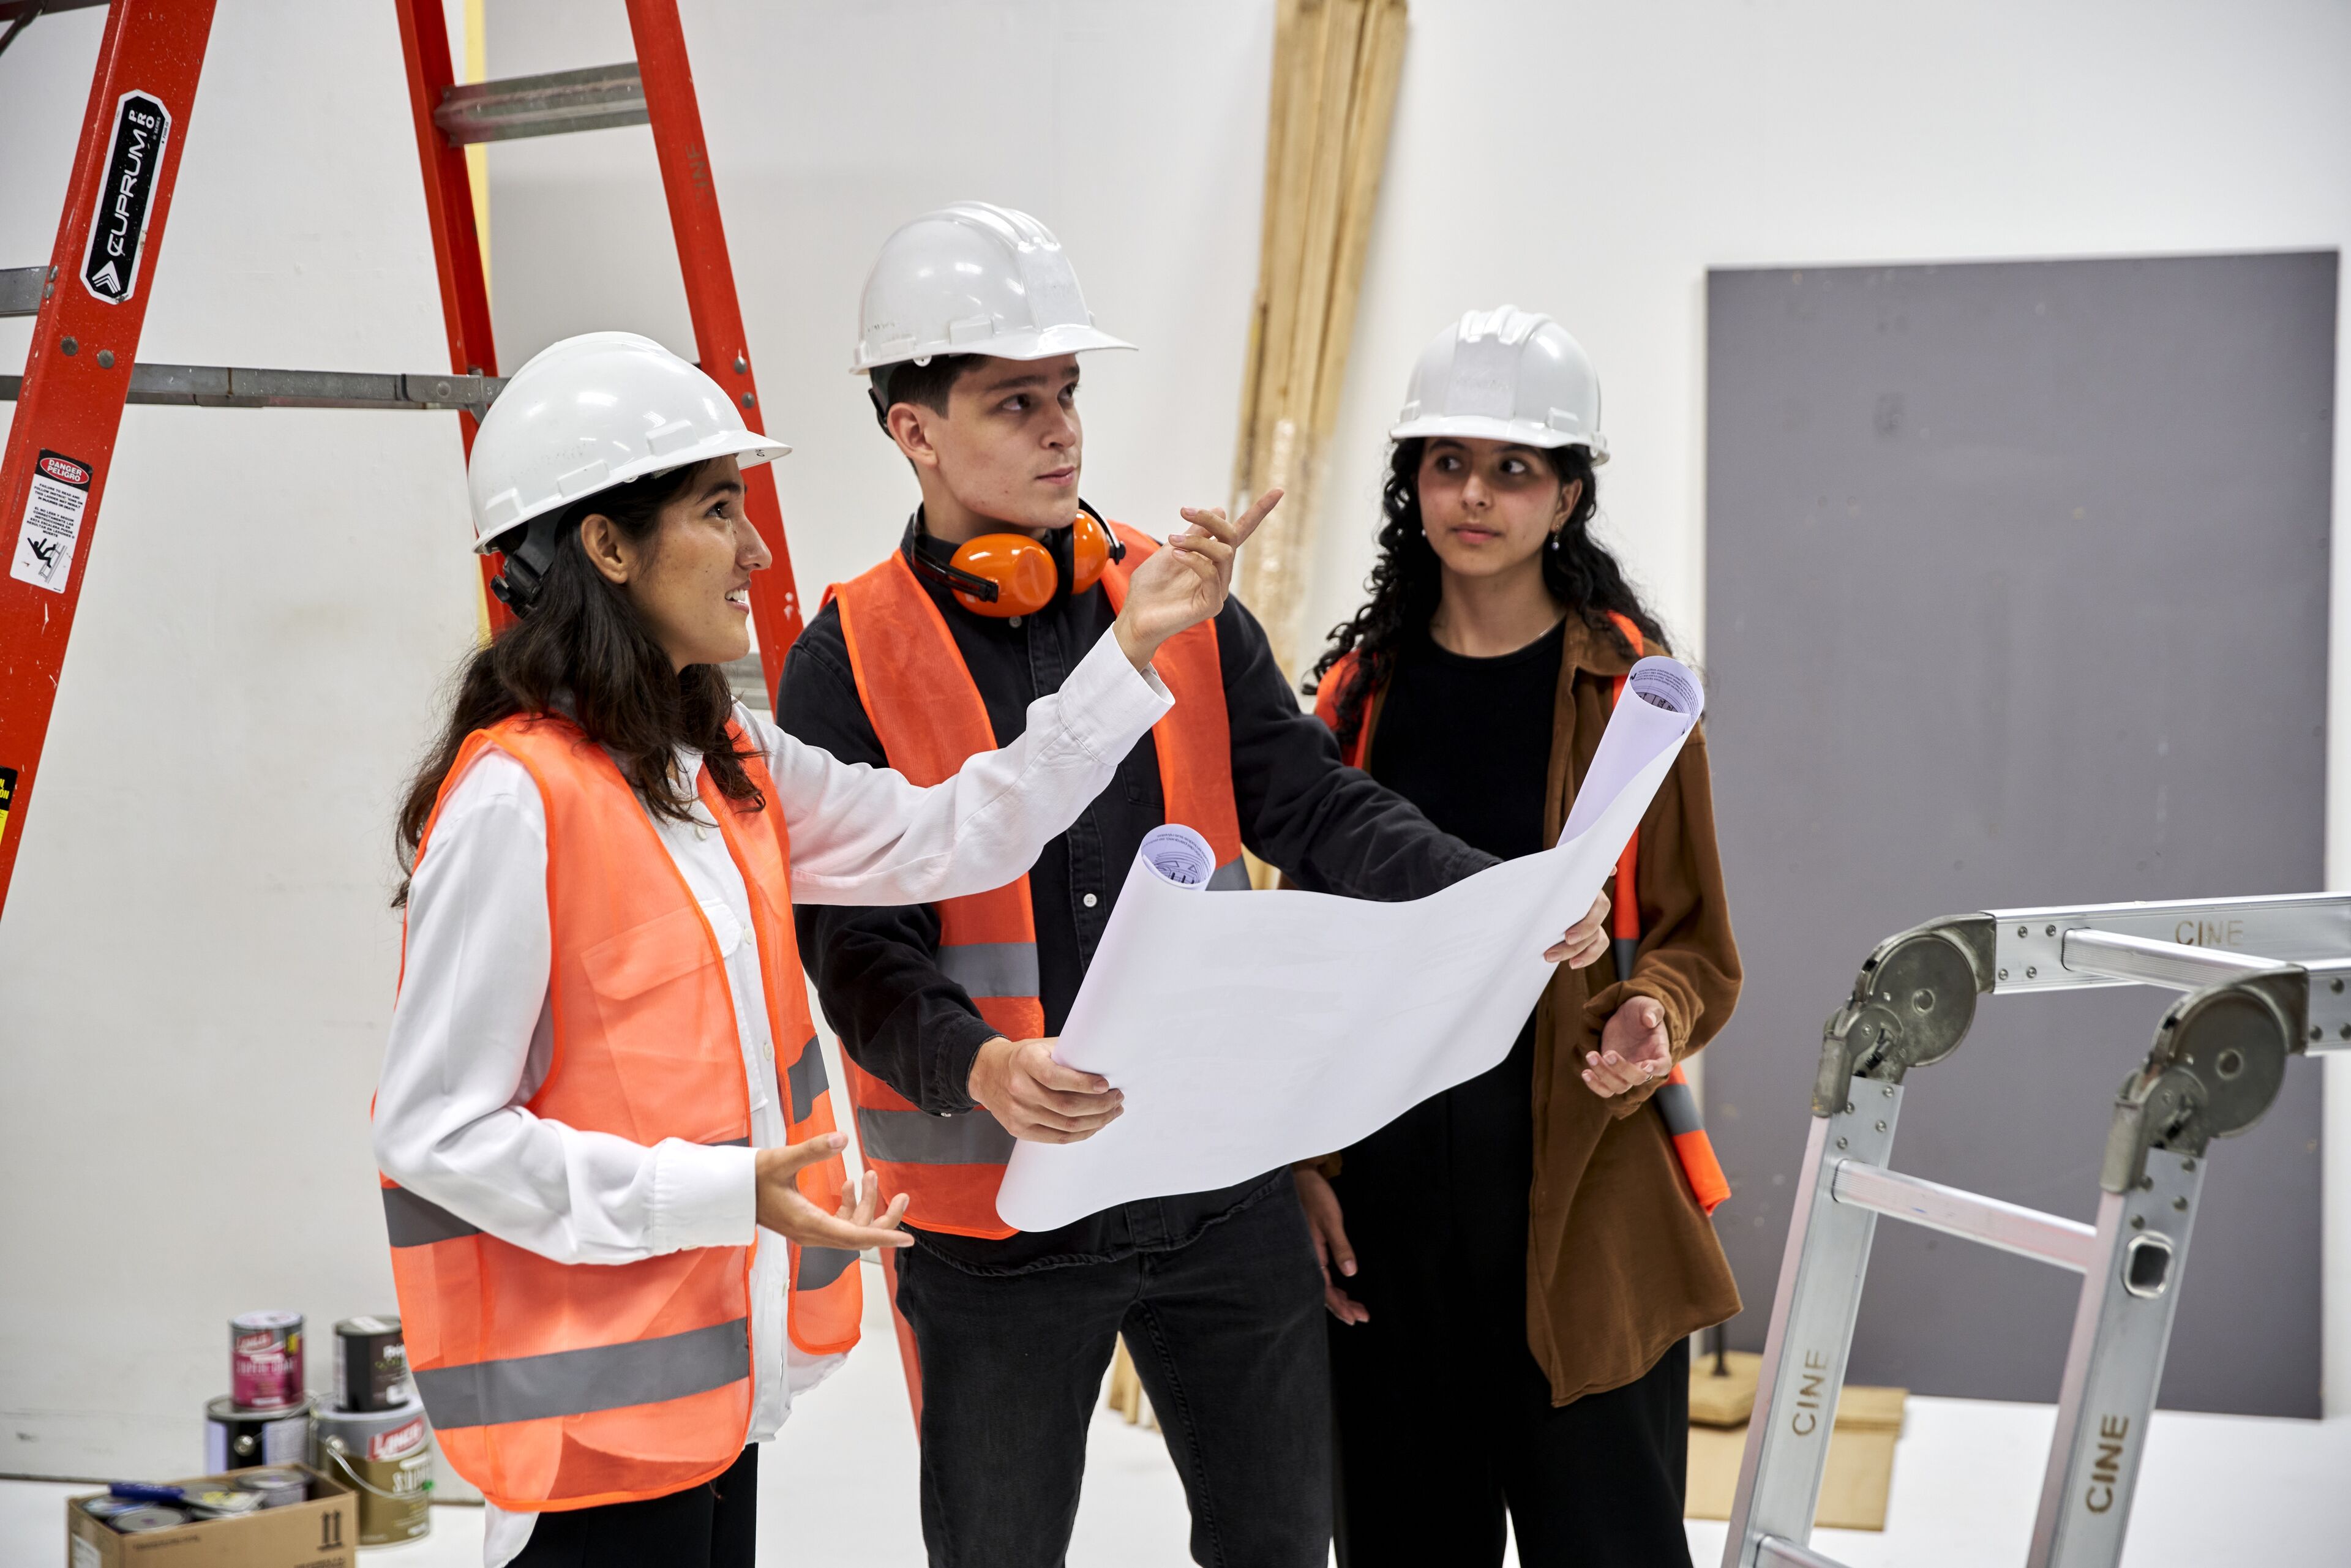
[
  {"x1": 1332, "y1": 1331, "x2": 1691, "y2": 1568},
  {"x1": 511, "y1": 1444, "x2": 757, "y2": 1567},
  {"x1": 893, "y1": 1180, "x2": 1332, "y2": 1567}
]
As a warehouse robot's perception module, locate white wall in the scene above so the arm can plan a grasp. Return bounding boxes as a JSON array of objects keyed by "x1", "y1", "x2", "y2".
[
  {"x1": 0, "y1": 2, "x2": 481, "y2": 1476},
  {"x1": 2, "y1": 0, "x2": 2347, "y2": 1485}
]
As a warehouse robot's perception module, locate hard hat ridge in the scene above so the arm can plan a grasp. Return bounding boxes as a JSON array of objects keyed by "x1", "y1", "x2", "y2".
[
  {"x1": 465, "y1": 332, "x2": 790, "y2": 555},
  {"x1": 853, "y1": 200, "x2": 1135, "y2": 375},
  {"x1": 1390, "y1": 304, "x2": 1608, "y2": 462}
]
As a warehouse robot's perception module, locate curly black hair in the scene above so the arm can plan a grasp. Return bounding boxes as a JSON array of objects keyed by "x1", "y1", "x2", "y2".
[{"x1": 1307, "y1": 438, "x2": 1667, "y2": 754}]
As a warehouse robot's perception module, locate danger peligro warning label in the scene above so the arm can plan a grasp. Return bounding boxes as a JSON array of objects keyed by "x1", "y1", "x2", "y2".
[
  {"x1": 12, "y1": 450, "x2": 94, "y2": 593},
  {"x1": 81, "y1": 89, "x2": 171, "y2": 306}
]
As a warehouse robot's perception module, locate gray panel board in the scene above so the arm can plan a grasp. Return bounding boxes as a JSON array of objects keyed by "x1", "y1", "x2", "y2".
[{"x1": 1702, "y1": 252, "x2": 2333, "y2": 1417}]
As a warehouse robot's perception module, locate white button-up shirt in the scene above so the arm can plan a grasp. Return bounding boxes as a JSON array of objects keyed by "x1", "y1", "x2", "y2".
[{"x1": 372, "y1": 629, "x2": 1169, "y2": 1565}]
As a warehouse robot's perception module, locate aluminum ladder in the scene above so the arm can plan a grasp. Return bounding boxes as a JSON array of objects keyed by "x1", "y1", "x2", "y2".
[
  {"x1": 1724, "y1": 891, "x2": 2338, "y2": 1568},
  {"x1": 0, "y1": 0, "x2": 806, "y2": 921}
]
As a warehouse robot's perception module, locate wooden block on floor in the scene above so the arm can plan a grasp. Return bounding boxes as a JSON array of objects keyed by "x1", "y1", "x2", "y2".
[
  {"x1": 1690, "y1": 1349, "x2": 1763, "y2": 1427},
  {"x1": 1685, "y1": 1384, "x2": 1907, "y2": 1532}
]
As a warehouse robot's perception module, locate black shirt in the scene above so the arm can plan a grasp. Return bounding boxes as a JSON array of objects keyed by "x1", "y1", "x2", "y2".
[
  {"x1": 1337, "y1": 620, "x2": 1564, "y2": 1356},
  {"x1": 778, "y1": 533, "x2": 1491, "y2": 1273}
]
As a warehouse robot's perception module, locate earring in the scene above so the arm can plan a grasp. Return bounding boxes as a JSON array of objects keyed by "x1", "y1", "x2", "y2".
[{"x1": 1548, "y1": 528, "x2": 1564, "y2": 549}]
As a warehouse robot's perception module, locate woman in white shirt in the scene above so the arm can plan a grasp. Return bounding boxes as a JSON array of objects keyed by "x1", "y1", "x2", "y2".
[{"x1": 372, "y1": 333, "x2": 1259, "y2": 1567}]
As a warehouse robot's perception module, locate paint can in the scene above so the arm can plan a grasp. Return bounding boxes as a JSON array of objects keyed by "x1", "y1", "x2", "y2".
[
  {"x1": 313, "y1": 1396, "x2": 432, "y2": 1547},
  {"x1": 79, "y1": 1497, "x2": 150, "y2": 1522},
  {"x1": 233, "y1": 1466, "x2": 310, "y2": 1509},
  {"x1": 182, "y1": 1485, "x2": 261, "y2": 1520},
  {"x1": 109, "y1": 1506, "x2": 189, "y2": 1532},
  {"x1": 204, "y1": 1394, "x2": 312, "y2": 1472},
  {"x1": 229, "y1": 1310, "x2": 304, "y2": 1410},
  {"x1": 333, "y1": 1315, "x2": 411, "y2": 1412}
]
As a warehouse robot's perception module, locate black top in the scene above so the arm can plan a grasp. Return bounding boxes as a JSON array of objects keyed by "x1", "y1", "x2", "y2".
[
  {"x1": 778, "y1": 531, "x2": 1491, "y2": 1274},
  {"x1": 1338, "y1": 619, "x2": 1564, "y2": 1357}
]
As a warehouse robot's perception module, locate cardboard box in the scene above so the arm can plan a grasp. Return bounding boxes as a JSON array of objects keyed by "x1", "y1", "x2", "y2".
[
  {"x1": 65, "y1": 1464, "x2": 356, "y2": 1568},
  {"x1": 1685, "y1": 1356, "x2": 1908, "y2": 1532}
]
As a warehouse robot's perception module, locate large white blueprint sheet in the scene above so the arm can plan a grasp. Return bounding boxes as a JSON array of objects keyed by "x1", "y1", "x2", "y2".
[{"x1": 994, "y1": 656, "x2": 1705, "y2": 1232}]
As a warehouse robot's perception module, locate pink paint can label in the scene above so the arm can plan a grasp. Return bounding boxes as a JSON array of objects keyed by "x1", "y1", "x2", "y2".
[{"x1": 229, "y1": 1314, "x2": 304, "y2": 1410}]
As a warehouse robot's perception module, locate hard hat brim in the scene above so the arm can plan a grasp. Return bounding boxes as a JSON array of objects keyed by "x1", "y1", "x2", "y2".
[
  {"x1": 1387, "y1": 414, "x2": 1609, "y2": 464},
  {"x1": 849, "y1": 323, "x2": 1136, "y2": 373},
  {"x1": 475, "y1": 429, "x2": 790, "y2": 555}
]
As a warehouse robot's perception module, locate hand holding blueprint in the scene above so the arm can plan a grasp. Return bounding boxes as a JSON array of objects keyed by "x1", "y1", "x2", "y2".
[{"x1": 993, "y1": 656, "x2": 1706, "y2": 1232}]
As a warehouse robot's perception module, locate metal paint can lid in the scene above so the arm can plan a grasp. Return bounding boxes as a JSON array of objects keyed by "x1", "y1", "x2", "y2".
[
  {"x1": 230, "y1": 1310, "x2": 302, "y2": 1331},
  {"x1": 80, "y1": 1496, "x2": 149, "y2": 1519},
  {"x1": 206, "y1": 1392, "x2": 313, "y2": 1422},
  {"x1": 183, "y1": 1487, "x2": 262, "y2": 1517},
  {"x1": 111, "y1": 1506, "x2": 190, "y2": 1532}
]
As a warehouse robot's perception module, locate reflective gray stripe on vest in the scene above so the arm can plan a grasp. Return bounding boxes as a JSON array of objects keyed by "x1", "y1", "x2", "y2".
[
  {"x1": 1208, "y1": 858, "x2": 1251, "y2": 891},
  {"x1": 414, "y1": 1316, "x2": 751, "y2": 1431},
  {"x1": 383, "y1": 1186, "x2": 479, "y2": 1248},
  {"x1": 785, "y1": 1037, "x2": 827, "y2": 1123},
  {"x1": 1653, "y1": 1077, "x2": 1701, "y2": 1138},
  {"x1": 798, "y1": 1245, "x2": 860, "y2": 1291},
  {"x1": 855, "y1": 1106, "x2": 1016, "y2": 1167},
  {"x1": 384, "y1": 1134, "x2": 749, "y2": 1249},
  {"x1": 938, "y1": 942, "x2": 1039, "y2": 999}
]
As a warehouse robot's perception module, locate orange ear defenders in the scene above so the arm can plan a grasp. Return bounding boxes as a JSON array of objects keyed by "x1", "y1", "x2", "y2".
[{"x1": 907, "y1": 503, "x2": 1127, "y2": 618}]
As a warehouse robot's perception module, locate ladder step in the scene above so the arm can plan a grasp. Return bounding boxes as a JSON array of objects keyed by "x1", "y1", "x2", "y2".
[
  {"x1": 434, "y1": 62, "x2": 648, "y2": 145},
  {"x1": 2060, "y1": 927, "x2": 2288, "y2": 990},
  {"x1": 0, "y1": 265, "x2": 51, "y2": 317},
  {"x1": 0, "y1": 363, "x2": 506, "y2": 410},
  {"x1": 1756, "y1": 1539, "x2": 1854, "y2": 1568},
  {"x1": 0, "y1": 0, "x2": 110, "y2": 20},
  {"x1": 1831, "y1": 1158, "x2": 2096, "y2": 1271}
]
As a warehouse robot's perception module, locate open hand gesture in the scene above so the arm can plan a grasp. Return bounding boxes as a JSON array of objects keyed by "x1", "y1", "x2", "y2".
[
  {"x1": 1584, "y1": 996, "x2": 1672, "y2": 1097},
  {"x1": 754, "y1": 1133, "x2": 912, "y2": 1251}
]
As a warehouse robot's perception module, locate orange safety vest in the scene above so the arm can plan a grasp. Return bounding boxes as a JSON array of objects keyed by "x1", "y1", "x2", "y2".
[
  {"x1": 378, "y1": 715, "x2": 863, "y2": 1512},
  {"x1": 1314, "y1": 613, "x2": 1731, "y2": 1215},
  {"x1": 829, "y1": 522, "x2": 1248, "y2": 1239}
]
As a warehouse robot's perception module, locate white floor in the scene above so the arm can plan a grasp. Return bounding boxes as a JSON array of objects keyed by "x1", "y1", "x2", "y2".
[{"x1": 10, "y1": 1275, "x2": 2347, "y2": 1566}]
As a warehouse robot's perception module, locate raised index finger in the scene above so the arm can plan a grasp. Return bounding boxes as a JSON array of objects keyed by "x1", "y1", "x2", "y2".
[{"x1": 1229, "y1": 487, "x2": 1283, "y2": 546}]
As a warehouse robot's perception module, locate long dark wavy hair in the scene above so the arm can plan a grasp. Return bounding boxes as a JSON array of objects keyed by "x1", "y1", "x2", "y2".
[
  {"x1": 393, "y1": 459, "x2": 763, "y2": 906},
  {"x1": 1307, "y1": 438, "x2": 1667, "y2": 754}
]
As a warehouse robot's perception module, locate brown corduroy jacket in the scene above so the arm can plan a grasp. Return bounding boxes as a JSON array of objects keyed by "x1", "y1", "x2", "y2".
[{"x1": 1342, "y1": 616, "x2": 1744, "y2": 1406}]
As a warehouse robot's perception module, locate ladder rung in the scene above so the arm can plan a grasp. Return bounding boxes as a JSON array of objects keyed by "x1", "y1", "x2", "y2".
[
  {"x1": 0, "y1": 0, "x2": 110, "y2": 24},
  {"x1": 1756, "y1": 1538, "x2": 1854, "y2": 1568},
  {"x1": 2060, "y1": 928, "x2": 2289, "y2": 990},
  {"x1": 0, "y1": 364, "x2": 506, "y2": 410},
  {"x1": 0, "y1": 265, "x2": 50, "y2": 317},
  {"x1": 434, "y1": 62, "x2": 648, "y2": 145},
  {"x1": 1831, "y1": 1158, "x2": 2096, "y2": 1272}
]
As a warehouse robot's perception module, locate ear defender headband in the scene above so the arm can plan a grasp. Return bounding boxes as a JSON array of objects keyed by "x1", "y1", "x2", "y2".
[{"x1": 907, "y1": 503, "x2": 1127, "y2": 618}]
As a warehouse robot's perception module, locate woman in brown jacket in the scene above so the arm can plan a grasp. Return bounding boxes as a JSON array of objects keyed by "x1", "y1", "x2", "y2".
[{"x1": 1298, "y1": 308, "x2": 1742, "y2": 1567}]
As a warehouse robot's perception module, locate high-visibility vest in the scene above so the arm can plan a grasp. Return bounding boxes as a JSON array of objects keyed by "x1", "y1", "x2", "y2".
[
  {"x1": 378, "y1": 715, "x2": 863, "y2": 1512},
  {"x1": 1313, "y1": 613, "x2": 1732, "y2": 1215},
  {"x1": 829, "y1": 522, "x2": 1247, "y2": 1238}
]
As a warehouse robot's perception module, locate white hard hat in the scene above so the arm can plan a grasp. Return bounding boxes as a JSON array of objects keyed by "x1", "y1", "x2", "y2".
[
  {"x1": 850, "y1": 201, "x2": 1134, "y2": 375},
  {"x1": 1389, "y1": 306, "x2": 1608, "y2": 463},
  {"x1": 467, "y1": 331, "x2": 790, "y2": 553}
]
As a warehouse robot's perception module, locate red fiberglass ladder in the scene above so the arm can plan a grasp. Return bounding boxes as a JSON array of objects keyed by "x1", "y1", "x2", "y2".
[{"x1": 0, "y1": 0, "x2": 806, "y2": 922}]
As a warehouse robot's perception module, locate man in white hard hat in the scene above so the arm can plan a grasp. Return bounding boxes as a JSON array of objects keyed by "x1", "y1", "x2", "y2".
[{"x1": 778, "y1": 206, "x2": 1612, "y2": 1566}]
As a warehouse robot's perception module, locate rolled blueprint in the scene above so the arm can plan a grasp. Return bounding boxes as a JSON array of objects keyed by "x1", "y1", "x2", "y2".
[{"x1": 994, "y1": 656, "x2": 1704, "y2": 1232}]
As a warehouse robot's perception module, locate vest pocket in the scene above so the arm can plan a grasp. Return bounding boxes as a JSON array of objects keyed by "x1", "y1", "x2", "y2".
[{"x1": 577, "y1": 907, "x2": 738, "y2": 1127}]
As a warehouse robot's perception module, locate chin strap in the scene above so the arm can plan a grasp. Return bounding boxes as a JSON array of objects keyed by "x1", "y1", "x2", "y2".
[{"x1": 489, "y1": 514, "x2": 567, "y2": 615}]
